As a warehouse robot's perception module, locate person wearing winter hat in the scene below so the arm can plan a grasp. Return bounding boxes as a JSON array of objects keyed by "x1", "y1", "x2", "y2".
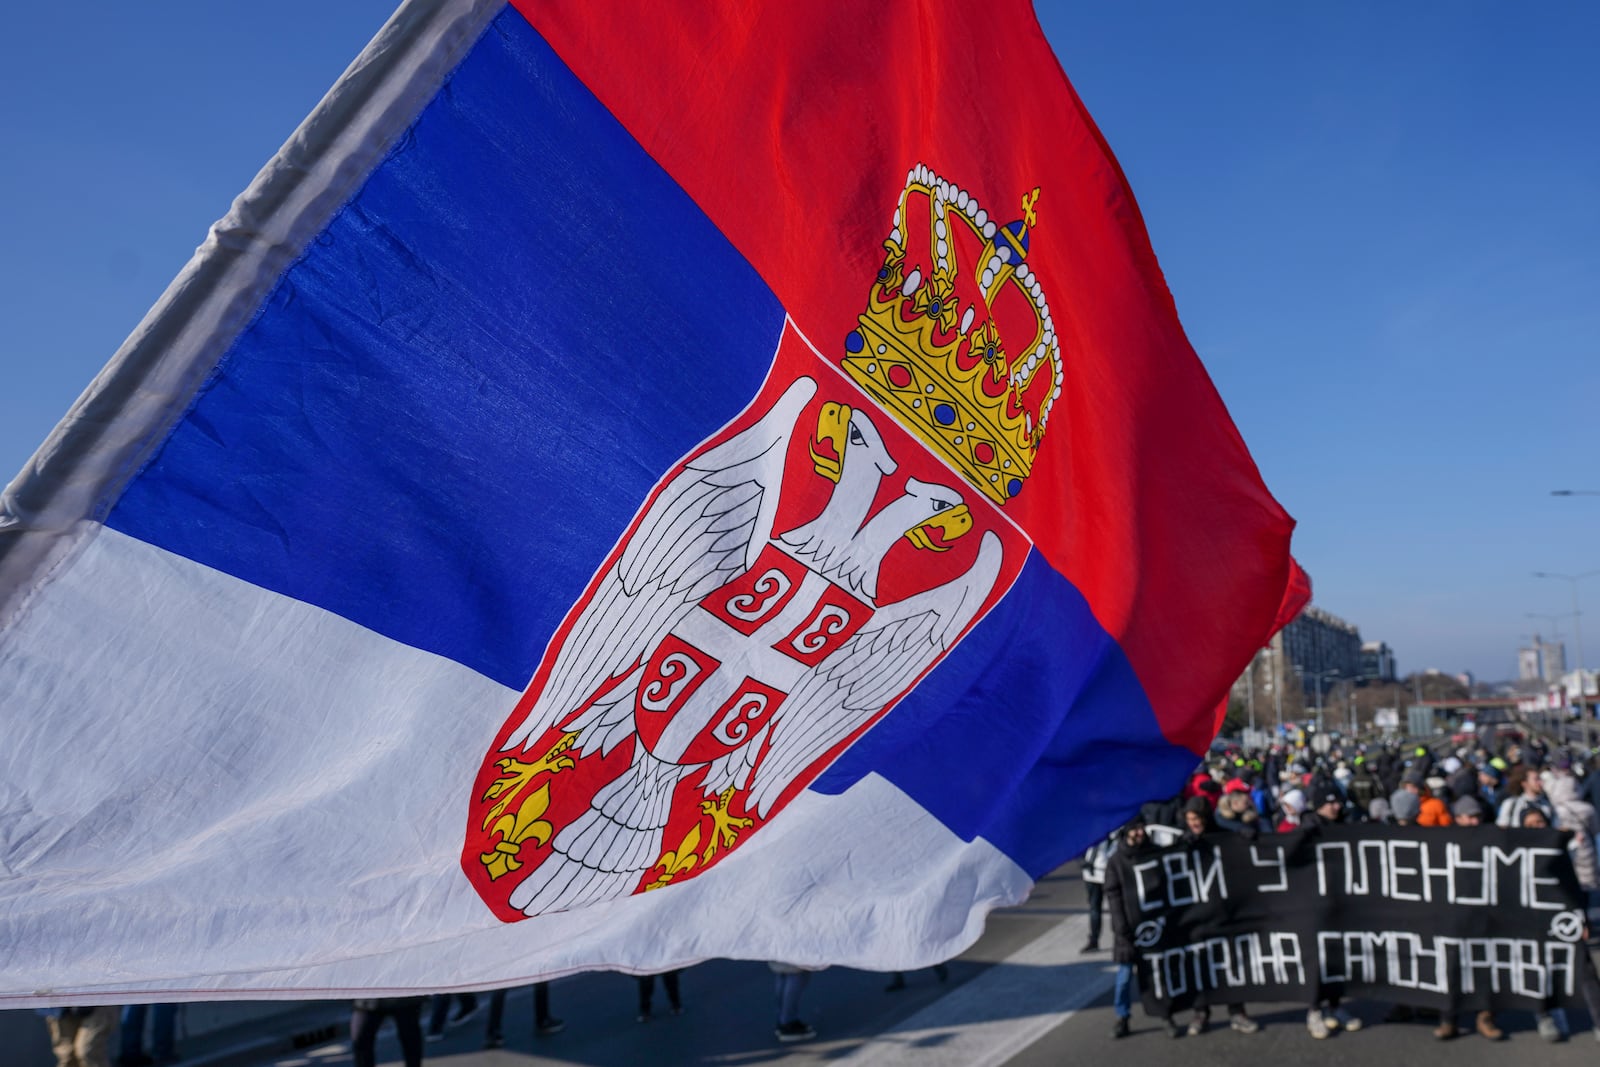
[
  {"x1": 1445, "y1": 757, "x2": 1477, "y2": 803},
  {"x1": 1304, "y1": 788, "x2": 1346, "y2": 828},
  {"x1": 1181, "y1": 795, "x2": 1214, "y2": 839},
  {"x1": 1449, "y1": 794, "x2": 1487, "y2": 825},
  {"x1": 1388, "y1": 788, "x2": 1421, "y2": 825},
  {"x1": 1213, "y1": 792, "x2": 1257, "y2": 834},
  {"x1": 1105, "y1": 819, "x2": 1181, "y2": 1039},
  {"x1": 1277, "y1": 789, "x2": 1308, "y2": 833},
  {"x1": 1477, "y1": 763, "x2": 1504, "y2": 807},
  {"x1": 1173, "y1": 797, "x2": 1258, "y2": 1037}
]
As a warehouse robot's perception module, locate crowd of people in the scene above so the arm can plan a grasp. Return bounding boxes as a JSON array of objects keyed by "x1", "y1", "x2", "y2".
[{"x1": 1088, "y1": 726, "x2": 1600, "y2": 1044}]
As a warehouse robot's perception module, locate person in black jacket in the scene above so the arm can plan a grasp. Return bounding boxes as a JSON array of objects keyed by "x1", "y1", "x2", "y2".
[
  {"x1": 1301, "y1": 789, "x2": 1363, "y2": 1037},
  {"x1": 1104, "y1": 818, "x2": 1174, "y2": 1038}
]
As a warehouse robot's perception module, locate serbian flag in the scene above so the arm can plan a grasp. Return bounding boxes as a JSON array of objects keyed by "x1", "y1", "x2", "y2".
[{"x1": 0, "y1": 0, "x2": 1303, "y2": 1003}]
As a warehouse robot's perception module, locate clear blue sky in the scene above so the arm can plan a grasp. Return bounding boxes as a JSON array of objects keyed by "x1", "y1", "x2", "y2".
[{"x1": 2, "y1": 2, "x2": 1596, "y2": 682}]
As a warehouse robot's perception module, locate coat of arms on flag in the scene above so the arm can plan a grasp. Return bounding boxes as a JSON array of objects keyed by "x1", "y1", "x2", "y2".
[{"x1": 465, "y1": 168, "x2": 1055, "y2": 919}]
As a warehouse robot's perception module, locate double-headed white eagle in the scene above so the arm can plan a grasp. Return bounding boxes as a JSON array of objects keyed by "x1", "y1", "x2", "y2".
[{"x1": 500, "y1": 376, "x2": 1002, "y2": 915}]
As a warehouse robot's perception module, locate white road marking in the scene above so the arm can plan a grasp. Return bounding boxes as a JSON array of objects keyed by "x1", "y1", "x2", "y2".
[{"x1": 836, "y1": 913, "x2": 1115, "y2": 1066}]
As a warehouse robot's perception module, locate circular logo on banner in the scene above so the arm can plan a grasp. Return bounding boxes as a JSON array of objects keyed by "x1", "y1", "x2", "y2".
[
  {"x1": 1134, "y1": 917, "x2": 1166, "y2": 948},
  {"x1": 1549, "y1": 910, "x2": 1585, "y2": 943}
]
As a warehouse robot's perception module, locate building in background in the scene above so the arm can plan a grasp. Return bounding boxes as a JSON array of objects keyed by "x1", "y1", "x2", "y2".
[
  {"x1": 1276, "y1": 605, "x2": 1363, "y2": 696},
  {"x1": 1360, "y1": 641, "x2": 1397, "y2": 683},
  {"x1": 1558, "y1": 668, "x2": 1597, "y2": 702},
  {"x1": 1230, "y1": 605, "x2": 1373, "y2": 730},
  {"x1": 1518, "y1": 635, "x2": 1567, "y2": 686},
  {"x1": 1543, "y1": 641, "x2": 1567, "y2": 683},
  {"x1": 1520, "y1": 644, "x2": 1542, "y2": 683}
]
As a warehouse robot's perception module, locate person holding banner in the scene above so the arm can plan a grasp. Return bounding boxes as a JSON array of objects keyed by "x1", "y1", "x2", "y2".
[
  {"x1": 1303, "y1": 788, "x2": 1363, "y2": 1038},
  {"x1": 1104, "y1": 818, "x2": 1179, "y2": 1039},
  {"x1": 1427, "y1": 804, "x2": 1507, "y2": 1042},
  {"x1": 1177, "y1": 799, "x2": 1261, "y2": 1037}
]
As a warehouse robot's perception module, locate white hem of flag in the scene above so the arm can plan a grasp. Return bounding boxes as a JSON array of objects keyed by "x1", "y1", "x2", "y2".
[{"x1": 0, "y1": 528, "x2": 1032, "y2": 1005}]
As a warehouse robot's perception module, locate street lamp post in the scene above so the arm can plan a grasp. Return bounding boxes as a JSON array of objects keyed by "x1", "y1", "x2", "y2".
[
  {"x1": 1298, "y1": 667, "x2": 1341, "y2": 737},
  {"x1": 1245, "y1": 651, "x2": 1257, "y2": 734},
  {"x1": 1534, "y1": 570, "x2": 1600, "y2": 750},
  {"x1": 1266, "y1": 642, "x2": 1283, "y2": 736}
]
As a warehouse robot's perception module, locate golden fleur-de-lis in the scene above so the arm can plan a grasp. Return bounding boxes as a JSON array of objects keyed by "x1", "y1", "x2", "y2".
[
  {"x1": 644, "y1": 824, "x2": 703, "y2": 891},
  {"x1": 700, "y1": 787, "x2": 754, "y2": 864},
  {"x1": 480, "y1": 782, "x2": 554, "y2": 881},
  {"x1": 478, "y1": 732, "x2": 579, "y2": 881}
]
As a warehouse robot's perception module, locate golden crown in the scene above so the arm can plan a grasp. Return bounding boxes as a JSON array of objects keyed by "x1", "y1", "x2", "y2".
[{"x1": 842, "y1": 165, "x2": 1061, "y2": 505}]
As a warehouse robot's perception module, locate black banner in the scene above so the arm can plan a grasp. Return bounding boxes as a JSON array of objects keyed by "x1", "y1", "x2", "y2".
[{"x1": 1111, "y1": 825, "x2": 1595, "y2": 1014}]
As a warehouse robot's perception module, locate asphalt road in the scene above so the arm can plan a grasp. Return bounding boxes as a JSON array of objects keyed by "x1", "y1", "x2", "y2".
[{"x1": 1012, "y1": 992, "x2": 1600, "y2": 1067}]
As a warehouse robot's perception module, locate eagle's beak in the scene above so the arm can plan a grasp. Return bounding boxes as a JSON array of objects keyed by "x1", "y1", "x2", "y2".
[
  {"x1": 903, "y1": 504, "x2": 973, "y2": 551},
  {"x1": 809, "y1": 402, "x2": 852, "y2": 483}
]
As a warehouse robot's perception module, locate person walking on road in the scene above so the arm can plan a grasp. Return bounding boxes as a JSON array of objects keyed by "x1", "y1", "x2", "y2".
[
  {"x1": 1080, "y1": 830, "x2": 1115, "y2": 953},
  {"x1": 117, "y1": 1003, "x2": 177, "y2": 1067},
  {"x1": 39, "y1": 1006, "x2": 117, "y2": 1067},
  {"x1": 637, "y1": 970, "x2": 683, "y2": 1021},
  {"x1": 1104, "y1": 818, "x2": 1174, "y2": 1039},
  {"x1": 769, "y1": 962, "x2": 817, "y2": 1043},
  {"x1": 350, "y1": 997, "x2": 425, "y2": 1067},
  {"x1": 482, "y1": 982, "x2": 563, "y2": 1049},
  {"x1": 1302, "y1": 788, "x2": 1361, "y2": 1037},
  {"x1": 424, "y1": 992, "x2": 478, "y2": 1042}
]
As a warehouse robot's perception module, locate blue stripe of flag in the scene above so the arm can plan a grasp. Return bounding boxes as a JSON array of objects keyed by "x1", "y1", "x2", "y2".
[{"x1": 109, "y1": 11, "x2": 782, "y2": 690}]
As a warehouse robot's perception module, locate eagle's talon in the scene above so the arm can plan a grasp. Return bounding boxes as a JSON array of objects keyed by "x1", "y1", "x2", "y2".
[
  {"x1": 699, "y1": 786, "x2": 754, "y2": 863},
  {"x1": 480, "y1": 733, "x2": 580, "y2": 824}
]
